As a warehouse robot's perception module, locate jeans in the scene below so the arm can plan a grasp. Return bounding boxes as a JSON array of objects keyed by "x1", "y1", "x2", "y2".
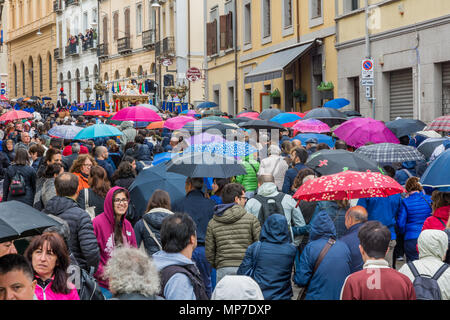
[
  {"x1": 216, "y1": 267, "x2": 239, "y2": 284},
  {"x1": 100, "y1": 286, "x2": 113, "y2": 300},
  {"x1": 191, "y1": 245, "x2": 212, "y2": 299},
  {"x1": 386, "y1": 240, "x2": 397, "y2": 268},
  {"x1": 404, "y1": 238, "x2": 419, "y2": 262}
]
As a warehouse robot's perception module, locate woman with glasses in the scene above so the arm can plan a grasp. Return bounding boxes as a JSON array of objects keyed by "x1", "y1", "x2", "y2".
[
  {"x1": 92, "y1": 186, "x2": 137, "y2": 299},
  {"x1": 69, "y1": 154, "x2": 97, "y2": 194}
]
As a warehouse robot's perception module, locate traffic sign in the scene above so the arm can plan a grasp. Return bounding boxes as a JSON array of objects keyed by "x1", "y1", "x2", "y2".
[
  {"x1": 161, "y1": 58, "x2": 173, "y2": 67},
  {"x1": 362, "y1": 59, "x2": 374, "y2": 79},
  {"x1": 186, "y1": 67, "x2": 202, "y2": 82},
  {"x1": 361, "y1": 79, "x2": 374, "y2": 86},
  {"x1": 365, "y1": 86, "x2": 371, "y2": 98}
]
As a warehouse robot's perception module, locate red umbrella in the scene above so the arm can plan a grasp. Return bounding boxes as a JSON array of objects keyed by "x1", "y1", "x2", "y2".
[
  {"x1": 111, "y1": 106, "x2": 162, "y2": 122},
  {"x1": 424, "y1": 115, "x2": 450, "y2": 132},
  {"x1": 83, "y1": 110, "x2": 110, "y2": 117},
  {"x1": 287, "y1": 112, "x2": 307, "y2": 118},
  {"x1": 0, "y1": 110, "x2": 33, "y2": 122},
  {"x1": 237, "y1": 112, "x2": 260, "y2": 120},
  {"x1": 293, "y1": 170, "x2": 406, "y2": 202}
]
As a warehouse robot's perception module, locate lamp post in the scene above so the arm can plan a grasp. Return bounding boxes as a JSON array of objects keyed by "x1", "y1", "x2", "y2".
[
  {"x1": 151, "y1": 0, "x2": 161, "y2": 106},
  {"x1": 84, "y1": 85, "x2": 93, "y2": 102}
]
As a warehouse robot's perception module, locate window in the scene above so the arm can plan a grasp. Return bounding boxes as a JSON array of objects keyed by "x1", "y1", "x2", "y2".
[
  {"x1": 309, "y1": 0, "x2": 323, "y2": 27},
  {"x1": 284, "y1": 0, "x2": 292, "y2": 28},
  {"x1": 102, "y1": 16, "x2": 109, "y2": 45},
  {"x1": 92, "y1": 9, "x2": 97, "y2": 25},
  {"x1": 48, "y1": 54, "x2": 52, "y2": 90},
  {"x1": 136, "y1": 4, "x2": 142, "y2": 35},
  {"x1": 312, "y1": 0, "x2": 322, "y2": 18},
  {"x1": 39, "y1": 56, "x2": 43, "y2": 92},
  {"x1": 124, "y1": 8, "x2": 130, "y2": 37},
  {"x1": 83, "y1": 12, "x2": 88, "y2": 32},
  {"x1": 113, "y1": 12, "x2": 119, "y2": 40},
  {"x1": 14, "y1": 64, "x2": 17, "y2": 97},
  {"x1": 213, "y1": 89, "x2": 220, "y2": 106},
  {"x1": 220, "y1": 12, "x2": 233, "y2": 51},
  {"x1": 244, "y1": 88, "x2": 252, "y2": 109},
  {"x1": 244, "y1": 3, "x2": 251, "y2": 45},
  {"x1": 262, "y1": 0, "x2": 271, "y2": 39},
  {"x1": 21, "y1": 62, "x2": 25, "y2": 95},
  {"x1": 344, "y1": 0, "x2": 360, "y2": 13}
]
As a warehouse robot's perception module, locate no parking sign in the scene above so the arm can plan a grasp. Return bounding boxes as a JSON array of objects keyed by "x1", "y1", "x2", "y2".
[{"x1": 361, "y1": 59, "x2": 374, "y2": 80}]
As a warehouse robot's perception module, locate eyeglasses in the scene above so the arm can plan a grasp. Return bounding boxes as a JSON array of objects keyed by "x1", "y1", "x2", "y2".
[
  {"x1": 113, "y1": 198, "x2": 128, "y2": 204},
  {"x1": 82, "y1": 164, "x2": 92, "y2": 168}
]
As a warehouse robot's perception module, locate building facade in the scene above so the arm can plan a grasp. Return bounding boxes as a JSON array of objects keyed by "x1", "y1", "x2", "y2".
[
  {"x1": 1, "y1": 0, "x2": 8, "y2": 94},
  {"x1": 336, "y1": 0, "x2": 450, "y2": 122},
  {"x1": 6, "y1": 0, "x2": 57, "y2": 100},
  {"x1": 55, "y1": 0, "x2": 100, "y2": 104}
]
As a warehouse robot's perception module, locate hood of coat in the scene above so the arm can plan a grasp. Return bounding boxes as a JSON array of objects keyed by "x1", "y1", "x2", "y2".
[
  {"x1": 257, "y1": 182, "x2": 278, "y2": 197},
  {"x1": 214, "y1": 203, "x2": 235, "y2": 216},
  {"x1": 103, "y1": 186, "x2": 130, "y2": 226},
  {"x1": 119, "y1": 121, "x2": 134, "y2": 130},
  {"x1": 213, "y1": 204, "x2": 247, "y2": 224},
  {"x1": 212, "y1": 275, "x2": 264, "y2": 300},
  {"x1": 152, "y1": 251, "x2": 195, "y2": 270},
  {"x1": 44, "y1": 196, "x2": 79, "y2": 216},
  {"x1": 260, "y1": 214, "x2": 291, "y2": 244},
  {"x1": 144, "y1": 208, "x2": 174, "y2": 229},
  {"x1": 433, "y1": 206, "x2": 450, "y2": 220},
  {"x1": 309, "y1": 210, "x2": 336, "y2": 241},
  {"x1": 417, "y1": 229, "x2": 449, "y2": 260}
]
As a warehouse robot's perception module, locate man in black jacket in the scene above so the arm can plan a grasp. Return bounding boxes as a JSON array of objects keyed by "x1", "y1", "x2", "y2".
[{"x1": 43, "y1": 172, "x2": 100, "y2": 273}]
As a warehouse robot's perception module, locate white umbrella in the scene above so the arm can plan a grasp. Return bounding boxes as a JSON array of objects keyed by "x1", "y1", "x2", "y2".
[{"x1": 415, "y1": 130, "x2": 442, "y2": 138}]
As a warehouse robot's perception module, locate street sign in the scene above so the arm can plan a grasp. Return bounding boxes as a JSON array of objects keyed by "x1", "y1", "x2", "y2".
[
  {"x1": 161, "y1": 58, "x2": 173, "y2": 67},
  {"x1": 361, "y1": 79, "x2": 374, "y2": 86},
  {"x1": 362, "y1": 59, "x2": 374, "y2": 79},
  {"x1": 186, "y1": 67, "x2": 202, "y2": 82},
  {"x1": 365, "y1": 86, "x2": 371, "y2": 98}
]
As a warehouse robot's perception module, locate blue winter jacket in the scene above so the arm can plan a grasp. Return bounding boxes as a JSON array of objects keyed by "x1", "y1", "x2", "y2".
[
  {"x1": 339, "y1": 222, "x2": 365, "y2": 273},
  {"x1": 397, "y1": 192, "x2": 432, "y2": 241},
  {"x1": 395, "y1": 161, "x2": 417, "y2": 186},
  {"x1": 282, "y1": 163, "x2": 308, "y2": 195},
  {"x1": 237, "y1": 214, "x2": 296, "y2": 300},
  {"x1": 294, "y1": 210, "x2": 351, "y2": 300},
  {"x1": 357, "y1": 194, "x2": 402, "y2": 240}
]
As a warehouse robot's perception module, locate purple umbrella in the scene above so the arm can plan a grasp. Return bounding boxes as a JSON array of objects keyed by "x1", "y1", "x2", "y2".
[
  {"x1": 111, "y1": 106, "x2": 162, "y2": 122},
  {"x1": 292, "y1": 119, "x2": 331, "y2": 133},
  {"x1": 186, "y1": 132, "x2": 227, "y2": 145},
  {"x1": 334, "y1": 117, "x2": 400, "y2": 148},
  {"x1": 164, "y1": 116, "x2": 196, "y2": 131}
]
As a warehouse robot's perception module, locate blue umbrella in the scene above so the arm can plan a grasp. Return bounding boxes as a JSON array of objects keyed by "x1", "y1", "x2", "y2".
[
  {"x1": 291, "y1": 133, "x2": 336, "y2": 148},
  {"x1": 74, "y1": 124, "x2": 123, "y2": 140},
  {"x1": 271, "y1": 113, "x2": 302, "y2": 124},
  {"x1": 48, "y1": 125, "x2": 83, "y2": 140},
  {"x1": 129, "y1": 162, "x2": 187, "y2": 218},
  {"x1": 197, "y1": 101, "x2": 219, "y2": 109},
  {"x1": 185, "y1": 141, "x2": 257, "y2": 157},
  {"x1": 324, "y1": 98, "x2": 350, "y2": 109},
  {"x1": 420, "y1": 149, "x2": 450, "y2": 191},
  {"x1": 152, "y1": 152, "x2": 178, "y2": 166}
]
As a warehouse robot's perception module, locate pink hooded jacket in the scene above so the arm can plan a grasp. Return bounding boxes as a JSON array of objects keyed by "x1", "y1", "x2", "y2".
[
  {"x1": 34, "y1": 276, "x2": 80, "y2": 300},
  {"x1": 92, "y1": 186, "x2": 137, "y2": 289}
]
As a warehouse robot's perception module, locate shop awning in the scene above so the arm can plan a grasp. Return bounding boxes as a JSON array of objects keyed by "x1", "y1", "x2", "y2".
[{"x1": 244, "y1": 42, "x2": 314, "y2": 84}]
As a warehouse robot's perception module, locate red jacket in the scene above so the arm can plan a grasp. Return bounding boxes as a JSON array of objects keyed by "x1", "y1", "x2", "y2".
[
  {"x1": 63, "y1": 145, "x2": 89, "y2": 156},
  {"x1": 421, "y1": 206, "x2": 450, "y2": 231}
]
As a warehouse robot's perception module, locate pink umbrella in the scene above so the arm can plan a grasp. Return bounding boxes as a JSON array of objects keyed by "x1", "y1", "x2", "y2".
[
  {"x1": 111, "y1": 106, "x2": 162, "y2": 122},
  {"x1": 293, "y1": 119, "x2": 331, "y2": 133},
  {"x1": 186, "y1": 110, "x2": 199, "y2": 116},
  {"x1": 237, "y1": 112, "x2": 260, "y2": 119},
  {"x1": 334, "y1": 117, "x2": 400, "y2": 148},
  {"x1": 164, "y1": 116, "x2": 196, "y2": 131}
]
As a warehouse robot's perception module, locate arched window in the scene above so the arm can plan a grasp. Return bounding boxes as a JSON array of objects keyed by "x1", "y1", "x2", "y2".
[
  {"x1": 94, "y1": 65, "x2": 99, "y2": 81},
  {"x1": 126, "y1": 68, "x2": 131, "y2": 78},
  {"x1": 104, "y1": 73, "x2": 109, "y2": 82},
  {"x1": 48, "y1": 53, "x2": 53, "y2": 90},
  {"x1": 138, "y1": 65, "x2": 143, "y2": 77},
  {"x1": 28, "y1": 56, "x2": 34, "y2": 96},
  {"x1": 84, "y1": 67, "x2": 89, "y2": 82},
  {"x1": 39, "y1": 56, "x2": 43, "y2": 92},
  {"x1": 21, "y1": 61, "x2": 26, "y2": 95},
  {"x1": 13, "y1": 64, "x2": 18, "y2": 97},
  {"x1": 115, "y1": 70, "x2": 120, "y2": 80},
  {"x1": 151, "y1": 63, "x2": 156, "y2": 74}
]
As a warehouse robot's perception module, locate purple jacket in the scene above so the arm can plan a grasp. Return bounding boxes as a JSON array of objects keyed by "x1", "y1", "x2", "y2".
[{"x1": 93, "y1": 186, "x2": 137, "y2": 289}]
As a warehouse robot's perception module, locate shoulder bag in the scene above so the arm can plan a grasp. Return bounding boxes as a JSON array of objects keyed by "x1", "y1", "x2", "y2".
[
  {"x1": 142, "y1": 217, "x2": 163, "y2": 251},
  {"x1": 84, "y1": 189, "x2": 96, "y2": 221}
]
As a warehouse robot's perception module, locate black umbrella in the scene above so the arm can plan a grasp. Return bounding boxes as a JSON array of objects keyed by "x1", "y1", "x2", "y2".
[
  {"x1": 166, "y1": 152, "x2": 247, "y2": 178},
  {"x1": 385, "y1": 119, "x2": 427, "y2": 138},
  {"x1": 229, "y1": 117, "x2": 253, "y2": 125},
  {"x1": 0, "y1": 201, "x2": 60, "y2": 242},
  {"x1": 306, "y1": 149, "x2": 383, "y2": 176},
  {"x1": 239, "y1": 119, "x2": 285, "y2": 130},
  {"x1": 417, "y1": 137, "x2": 450, "y2": 159},
  {"x1": 237, "y1": 110, "x2": 259, "y2": 116},
  {"x1": 343, "y1": 110, "x2": 362, "y2": 118},
  {"x1": 42, "y1": 96, "x2": 52, "y2": 101},
  {"x1": 302, "y1": 107, "x2": 348, "y2": 127},
  {"x1": 207, "y1": 123, "x2": 240, "y2": 135},
  {"x1": 259, "y1": 108, "x2": 281, "y2": 120},
  {"x1": 30, "y1": 96, "x2": 41, "y2": 100}
]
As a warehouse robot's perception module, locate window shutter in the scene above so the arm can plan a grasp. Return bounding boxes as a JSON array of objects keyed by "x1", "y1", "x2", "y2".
[
  {"x1": 220, "y1": 15, "x2": 227, "y2": 51},
  {"x1": 212, "y1": 19, "x2": 217, "y2": 54},
  {"x1": 113, "y1": 14, "x2": 118, "y2": 40},
  {"x1": 226, "y1": 12, "x2": 233, "y2": 49},
  {"x1": 206, "y1": 22, "x2": 212, "y2": 56}
]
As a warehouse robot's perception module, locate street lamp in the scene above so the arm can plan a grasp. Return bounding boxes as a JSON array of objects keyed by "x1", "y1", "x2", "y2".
[{"x1": 151, "y1": 0, "x2": 161, "y2": 7}]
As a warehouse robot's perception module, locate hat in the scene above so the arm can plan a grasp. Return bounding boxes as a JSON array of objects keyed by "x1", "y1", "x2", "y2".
[{"x1": 305, "y1": 138, "x2": 318, "y2": 144}]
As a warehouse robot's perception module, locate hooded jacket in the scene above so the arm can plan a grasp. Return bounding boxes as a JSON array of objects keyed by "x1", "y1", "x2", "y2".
[
  {"x1": 294, "y1": 210, "x2": 351, "y2": 300},
  {"x1": 237, "y1": 214, "x2": 296, "y2": 300},
  {"x1": 92, "y1": 186, "x2": 137, "y2": 289},
  {"x1": 211, "y1": 275, "x2": 264, "y2": 300},
  {"x1": 34, "y1": 276, "x2": 80, "y2": 301},
  {"x1": 119, "y1": 121, "x2": 137, "y2": 151},
  {"x1": 235, "y1": 155, "x2": 260, "y2": 192},
  {"x1": 397, "y1": 192, "x2": 433, "y2": 240},
  {"x1": 43, "y1": 196, "x2": 100, "y2": 272},
  {"x1": 245, "y1": 182, "x2": 305, "y2": 244},
  {"x1": 205, "y1": 204, "x2": 260, "y2": 269},
  {"x1": 422, "y1": 206, "x2": 450, "y2": 232},
  {"x1": 399, "y1": 229, "x2": 450, "y2": 300}
]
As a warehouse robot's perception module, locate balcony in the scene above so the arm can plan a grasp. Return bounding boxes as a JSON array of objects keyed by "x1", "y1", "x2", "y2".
[
  {"x1": 142, "y1": 29, "x2": 156, "y2": 49},
  {"x1": 162, "y1": 36, "x2": 175, "y2": 56},
  {"x1": 82, "y1": 37, "x2": 97, "y2": 51},
  {"x1": 97, "y1": 43, "x2": 108, "y2": 59},
  {"x1": 65, "y1": 0, "x2": 79, "y2": 6},
  {"x1": 53, "y1": 0, "x2": 63, "y2": 13},
  {"x1": 54, "y1": 48, "x2": 63, "y2": 63},
  {"x1": 65, "y1": 43, "x2": 80, "y2": 57},
  {"x1": 117, "y1": 37, "x2": 132, "y2": 55}
]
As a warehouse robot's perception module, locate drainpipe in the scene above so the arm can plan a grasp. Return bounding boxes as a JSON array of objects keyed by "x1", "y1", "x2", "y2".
[
  {"x1": 414, "y1": 33, "x2": 421, "y2": 120},
  {"x1": 188, "y1": 0, "x2": 191, "y2": 104},
  {"x1": 365, "y1": 0, "x2": 376, "y2": 119},
  {"x1": 234, "y1": 0, "x2": 238, "y2": 114}
]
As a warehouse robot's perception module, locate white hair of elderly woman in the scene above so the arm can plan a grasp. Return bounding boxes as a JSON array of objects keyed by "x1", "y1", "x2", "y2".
[
  {"x1": 104, "y1": 247, "x2": 160, "y2": 297},
  {"x1": 268, "y1": 144, "x2": 281, "y2": 156}
]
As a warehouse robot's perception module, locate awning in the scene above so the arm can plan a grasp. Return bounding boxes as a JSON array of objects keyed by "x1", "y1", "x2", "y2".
[{"x1": 244, "y1": 42, "x2": 314, "y2": 84}]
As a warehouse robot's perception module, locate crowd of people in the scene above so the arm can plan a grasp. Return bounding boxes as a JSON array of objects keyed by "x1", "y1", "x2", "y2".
[
  {"x1": 67, "y1": 28, "x2": 97, "y2": 53},
  {"x1": 0, "y1": 102, "x2": 449, "y2": 301}
]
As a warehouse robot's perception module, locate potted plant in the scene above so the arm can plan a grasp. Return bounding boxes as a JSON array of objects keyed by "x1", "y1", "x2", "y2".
[
  {"x1": 270, "y1": 88, "x2": 281, "y2": 105},
  {"x1": 317, "y1": 81, "x2": 334, "y2": 100},
  {"x1": 293, "y1": 89, "x2": 307, "y2": 103}
]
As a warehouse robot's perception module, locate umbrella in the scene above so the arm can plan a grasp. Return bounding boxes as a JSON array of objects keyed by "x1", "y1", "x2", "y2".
[
  {"x1": 229, "y1": 117, "x2": 253, "y2": 125},
  {"x1": 0, "y1": 95, "x2": 8, "y2": 101},
  {"x1": 324, "y1": 98, "x2": 350, "y2": 109},
  {"x1": 16, "y1": 98, "x2": 24, "y2": 102},
  {"x1": 30, "y1": 96, "x2": 40, "y2": 100},
  {"x1": 197, "y1": 101, "x2": 219, "y2": 109},
  {"x1": 287, "y1": 112, "x2": 307, "y2": 118},
  {"x1": 48, "y1": 125, "x2": 84, "y2": 140},
  {"x1": 111, "y1": 106, "x2": 162, "y2": 122},
  {"x1": 180, "y1": 110, "x2": 200, "y2": 117},
  {"x1": 201, "y1": 109, "x2": 225, "y2": 116},
  {"x1": 334, "y1": 117, "x2": 400, "y2": 148},
  {"x1": 259, "y1": 108, "x2": 281, "y2": 120},
  {"x1": 417, "y1": 137, "x2": 450, "y2": 159},
  {"x1": 152, "y1": 152, "x2": 179, "y2": 166},
  {"x1": 74, "y1": 124, "x2": 123, "y2": 140},
  {"x1": 186, "y1": 132, "x2": 227, "y2": 145},
  {"x1": 83, "y1": 110, "x2": 110, "y2": 117},
  {"x1": 306, "y1": 149, "x2": 383, "y2": 176},
  {"x1": 208, "y1": 123, "x2": 240, "y2": 135},
  {"x1": 420, "y1": 149, "x2": 450, "y2": 191},
  {"x1": 385, "y1": 119, "x2": 427, "y2": 138},
  {"x1": 237, "y1": 112, "x2": 260, "y2": 119},
  {"x1": 166, "y1": 152, "x2": 247, "y2": 178},
  {"x1": 164, "y1": 116, "x2": 196, "y2": 130},
  {"x1": 355, "y1": 143, "x2": 425, "y2": 163},
  {"x1": 185, "y1": 141, "x2": 257, "y2": 158},
  {"x1": 415, "y1": 130, "x2": 443, "y2": 139},
  {"x1": 270, "y1": 113, "x2": 303, "y2": 125},
  {"x1": 293, "y1": 119, "x2": 331, "y2": 133},
  {"x1": 343, "y1": 110, "x2": 362, "y2": 118},
  {"x1": 129, "y1": 163, "x2": 187, "y2": 218},
  {"x1": 42, "y1": 96, "x2": 52, "y2": 101},
  {"x1": 0, "y1": 110, "x2": 33, "y2": 122},
  {"x1": 302, "y1": 107, "x2": 348, "y2": 127},
  {"x1": 70, "y1": 110, "x2": 86, "y2": 117},
  {"x1": 137, "y1": 104, "x2": 161, "y2": 112},
  {"x1": 181, "y1": 119, "x2": 222, "y2": 134},
  {"x1": 293, "y1": 170, "x2": 406, "y2": 202},
  {"x1": 291, "y1": 133, "x2": 335, "y2": 148},
  {"x1": 239, "y1": 120, "x2": 285, "y2": 130},
  {"x1": 204, "y1": 116, "x2": 234, "y2": 124},
  {"x1": 0, "y1": 201, "x2": 61, "y2": 242},
  {"x1": 424, "y1": 116, "x2": 450, "y2": 132},
  {"x1": 146, "y1": 121, "x2": 165, "y2": 129}
]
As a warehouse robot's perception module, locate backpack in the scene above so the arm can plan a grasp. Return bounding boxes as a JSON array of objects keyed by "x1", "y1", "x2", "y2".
[
  {"x1": 69, "y1": 265, "x2": 105, "y2": 301},
  {"x1": 407, "y1": 262, "x2": 449, "y2": 300},
  {"x1": 253, "y1": 192, "x2": 286, "y2": 227},
  {"x1": 9, "y1": 169, "x2": 26, "y2": 196}
]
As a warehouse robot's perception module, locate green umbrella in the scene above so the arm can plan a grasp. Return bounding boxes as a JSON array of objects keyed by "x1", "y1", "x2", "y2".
[
  {"x1": 202, "y1": 109, "x2": 225, "y2": 116},
  {"x1": 204, "y1": 116, "x2": 234, "y2": 124}
]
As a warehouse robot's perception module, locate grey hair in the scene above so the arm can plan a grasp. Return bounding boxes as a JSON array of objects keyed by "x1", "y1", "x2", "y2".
[
  {"x1": 268, "y1": 144, "x2": 281, "y2": 156},
  {"x1": 71, "y1": 143, "x2": 80, "y2": 154},
  {"x1": 104, "y1": 247, "x2": 160, "y2": 297}
]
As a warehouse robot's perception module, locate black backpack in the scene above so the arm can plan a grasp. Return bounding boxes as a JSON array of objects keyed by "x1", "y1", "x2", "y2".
[
  {"x1": 407, "y1": 262, "x2": 449, "y2": 300},
  {"x1": 9, "y1": 169, "x2": 26, "y2": 196},
  {"x1": 69, "y1": 265, "x2": 105, "y2": 301},
  {"x1": 253, "y1": 192, "x2": 286, "y2": 227}
]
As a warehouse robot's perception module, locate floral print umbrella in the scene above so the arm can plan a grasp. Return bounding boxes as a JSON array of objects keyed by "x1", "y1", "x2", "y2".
[
  {"x1": 293, "y1": 170, "x2": 406, "y2": 202},
  {"x1": 185, "y1": 141, "x2": 257, "y2": 157}
]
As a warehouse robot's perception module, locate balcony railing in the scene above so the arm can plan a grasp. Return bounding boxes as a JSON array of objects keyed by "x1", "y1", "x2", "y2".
[
  {"x1": 53, "y1": 0, "x2": 63, "y2": 13},
  {"x1": 142, "y1": 29, "x2": 156, "y2": 49},
  {"x1": 82, "y1": 38, "x2": 97, "y2": 51},
  {"x1": 65, "y1": 43, "x2": 80, "y2": 57},
  {"x1": 54, "y1": 48, "x2": 63, "y2": 62},
  {"x1": 65, "y1": 0, "x2": 79, "y2": 6},
  {"x1": 117, "y1": 36, "x2": 132, "y2": 55},
  {"x1": 162, "y1": 36, "x2": 175, "y2": 56},
  {"x1": 155, "y1": 41, "x2": 161, "y2": 57},
  {"x1": 97, "y1": 43, "x2": 108, "y2": 58}
]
